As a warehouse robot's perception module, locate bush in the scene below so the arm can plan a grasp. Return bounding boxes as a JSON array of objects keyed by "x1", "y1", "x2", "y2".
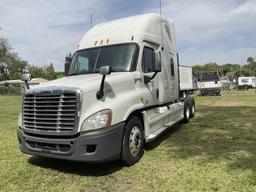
[{"x1": 0, "y1": 84, "x2": 21, "y2": 95}]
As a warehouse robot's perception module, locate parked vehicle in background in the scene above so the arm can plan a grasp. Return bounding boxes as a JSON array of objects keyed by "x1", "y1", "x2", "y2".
[
  {"x1": 179, "y1": 65, "x2": 194, "y2": 97},
  {"x1": 193, "y1": 76, "x2": 198, "y2": 91},
  {"x1": 220, "y1": 76, "x2": 231, "y2": 91},
  {"x1": 237, "y1": 76, "x2": 256, "y2": 90},
  {"x1": 198, "y1": 71, "x2": 222, "y2": 96},
  {"x1": 17, "y1": 13, "x2": 196, "y2": 166}
]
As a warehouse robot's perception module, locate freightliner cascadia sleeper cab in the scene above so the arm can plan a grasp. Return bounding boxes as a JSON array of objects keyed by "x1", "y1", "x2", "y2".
[{"x1": 17, "y1": 13, "x2": 195, "y2": 166}]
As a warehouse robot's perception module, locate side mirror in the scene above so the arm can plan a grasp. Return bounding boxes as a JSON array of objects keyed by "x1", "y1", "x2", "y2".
[
  {"x1": 154, "y1": 51, "x2": 161, "y2": 72},
  {"x1": 21, "y1": 70, "x2": 31, "y2": 89},
  {"x1": 99, "y1": 66, "x2": 112, "y2": 75},
  {"x1": 97, "y1": 66, "x2": 112, "y2": 100},
  {"x1": 21, "y1": 73, "x2": 32, "y2": 82},
  {"x1": 65, "y1": 56, "x2": 72, "y2": 76}
]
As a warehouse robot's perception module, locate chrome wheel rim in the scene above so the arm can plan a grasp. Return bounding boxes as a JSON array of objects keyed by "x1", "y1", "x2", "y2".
[
  {"x1": 186, "y1": 107, "x2": 189, "y2": 118},
  {"x1": 129, "y1": 126, "x2": 142, "y2": 157},
  {"x1": 192, "y1": 104, "x2": 195, "y2": 115}
]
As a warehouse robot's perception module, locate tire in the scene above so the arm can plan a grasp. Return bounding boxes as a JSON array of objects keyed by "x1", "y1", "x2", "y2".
[
  {"x1": 120, "y1": 116, "x2": 144, "y2": 166},
  {"x1": 188, "y1": 97, "x2": 195, "y2": 118},
  {"x1": 181, "y1": 91, "x2": 187, "y2": 98},
  {"x1": 182, "y1": 99, "x2": 190, "y2": 123}
]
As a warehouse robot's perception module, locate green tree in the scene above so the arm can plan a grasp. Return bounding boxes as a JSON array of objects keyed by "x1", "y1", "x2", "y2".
[
  {"x1": 28, "y1": 65, "x2": 45, "y2": 79},
  {"x1": 246, "y1": 57, "x2": 256, "y2": 75},
  {"x1": 204, "y1": 62, "x2": 219, "y2": 72},
  {"x1": 0, "y1": 38, "x2": 27, "y2": 80},
  {"x1": 192, "y1": 65, "x2": 203, "y2": 76},
  {"x1": 247, "y1": 57, "x2": 254, "y2": 64},
  {"x1": 55, "y1": 71, "x2": 65, "y2": 79},
  {"x1": 45, "y1": 62, "x2": 57, "y2": 80},
  {"x1": 242, "y1": 64, "x2": 252, "y2": 76},
  {"x1": 28, "y1": 63, "x2": 58, "y2": 80}
]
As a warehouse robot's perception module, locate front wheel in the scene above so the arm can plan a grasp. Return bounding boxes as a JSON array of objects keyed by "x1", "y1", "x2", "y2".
[{"x1": 120, "y1": 116, "x2": 144, "y2": 166}]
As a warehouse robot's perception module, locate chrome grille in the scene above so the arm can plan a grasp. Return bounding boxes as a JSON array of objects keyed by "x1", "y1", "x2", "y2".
[{"x1": 23, "y1": 91, "x2": 79, "y2": 135}]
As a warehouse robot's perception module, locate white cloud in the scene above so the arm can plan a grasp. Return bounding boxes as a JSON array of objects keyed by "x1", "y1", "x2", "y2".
[
  {"x1": 160, "y1": 0, "x2": 256, "y2": 65},
  {"x1": 0, "y1": 0, "x2": 255, "y2": 70},
  {"x1": 231, "y1": 0, "x2": 256, "y2": 15},
  {"x1": 0, "y1": 0, "x2": 107, "y2": 70}
]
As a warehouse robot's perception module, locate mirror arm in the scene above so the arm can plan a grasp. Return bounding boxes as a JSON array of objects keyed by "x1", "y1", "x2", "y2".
[
  {"x1": 25, "y1": 80, "x2": 30, "y2": 89},
  {"x1": 144, "y1": 71, "x2": 159, "y2": 84},
  {"x1": 96, "y1": 75, "x2": 106, "y2": 100}
]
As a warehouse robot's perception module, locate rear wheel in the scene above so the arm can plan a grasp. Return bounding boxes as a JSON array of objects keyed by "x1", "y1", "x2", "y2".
[
  {"x1": 120, "y1": 116, "x2": 144, "y2": 166},
  {"x1": 182, "y1": 99, "x2": 190, "y2": 123},
  {"x1": 188, "y1": 97, "x2": 195, "y2": 118},
  {"x1": 181, "y1": 91, "x2": 187, "y2": 98}
]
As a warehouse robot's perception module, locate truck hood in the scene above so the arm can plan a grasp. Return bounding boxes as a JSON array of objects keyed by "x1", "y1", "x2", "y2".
[{"x1": 34, "y1": 72, "x2": 139, "y2": 92}]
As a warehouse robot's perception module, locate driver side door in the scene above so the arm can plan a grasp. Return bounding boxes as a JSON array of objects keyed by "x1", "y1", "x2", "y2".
[{"x1": 141, "y1": 43, "x2": 159, "y2": 105}]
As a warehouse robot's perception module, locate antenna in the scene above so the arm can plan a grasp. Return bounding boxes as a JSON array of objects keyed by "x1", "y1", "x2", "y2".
[
  {"x1": 90, "y1": 14, "x2": 93, "y2": 28},
  {"x1": 159, "y1": 0, "x2": 164, "y2": 51}
]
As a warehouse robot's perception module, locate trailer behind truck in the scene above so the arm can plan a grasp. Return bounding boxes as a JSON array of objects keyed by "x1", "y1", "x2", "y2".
[
  {"x1": 17, "y1": 13, "x2": 195, "y2": 166},
  {"x1": 179, "y1": 65, "x2": 195, "y2": 97}
]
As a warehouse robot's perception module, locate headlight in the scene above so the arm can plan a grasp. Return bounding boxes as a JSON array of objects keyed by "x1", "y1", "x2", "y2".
[{"x1": 81, "y1": 109, "x2": 112, "y2": 131}]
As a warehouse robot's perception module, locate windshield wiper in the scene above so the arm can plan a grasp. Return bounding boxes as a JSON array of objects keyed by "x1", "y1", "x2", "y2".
[
  {"x1": 68, "y1": 72, "x2": 98, "y2": 76},
  {"x1": 68, "y1": 72, "x2": 79, "y2": 76}
]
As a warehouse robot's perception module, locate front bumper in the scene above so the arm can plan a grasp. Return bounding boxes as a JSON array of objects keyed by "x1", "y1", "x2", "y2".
[{"x1": 17, "y1": 122, "x2": 125, "y2": 163}]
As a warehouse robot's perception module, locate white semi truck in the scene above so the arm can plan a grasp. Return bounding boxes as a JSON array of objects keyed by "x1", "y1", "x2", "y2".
[{"x1": 17, "y1": 13, "x2": 195, "y2": 165}]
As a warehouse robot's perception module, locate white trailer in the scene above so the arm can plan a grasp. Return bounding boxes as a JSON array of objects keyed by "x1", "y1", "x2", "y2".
[
  {"x1": 17, "y1": 13, "x2": 195, "y2": 166},
  {"x1": 237, "y1": 76, "x2": 256, "y2": 90},
  {"x1": 179, "y1": 65, "x2": 193, "y2": 97}
]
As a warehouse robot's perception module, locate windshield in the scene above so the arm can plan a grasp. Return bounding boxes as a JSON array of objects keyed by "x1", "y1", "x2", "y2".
[
  {"x1": 200, "y1": 73, "x2": 220, "y2": 81},
  {"x1": 68, "y1": 43, "x2": 139, "y2": 75}
]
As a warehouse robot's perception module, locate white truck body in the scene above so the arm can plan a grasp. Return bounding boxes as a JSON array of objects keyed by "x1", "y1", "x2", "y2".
[
  {"x1": 179, "y1": 65, "x2": 193, "y2": 97},
  {"x1": 238, "y1": 76, "x2": 256, "y2": 89},
  {"x1": 17, "y1": 13, "x2": 195, "y2": 165},
  {"x1": 198, "y1": 72, "x2": 222, "y2": 96},
  {"x1": 198, "y1": 81, "x2": 222, "y2": 89}
]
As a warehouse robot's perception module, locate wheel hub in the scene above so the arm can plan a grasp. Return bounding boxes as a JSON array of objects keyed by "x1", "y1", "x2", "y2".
[{"x1": 129, "y1": 126, "x2": 142, "y2": 156}]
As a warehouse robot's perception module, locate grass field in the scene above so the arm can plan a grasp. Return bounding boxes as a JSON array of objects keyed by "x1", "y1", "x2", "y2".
[{"x1": 0, "y1": 90, "x2": 255, "y2": 192}]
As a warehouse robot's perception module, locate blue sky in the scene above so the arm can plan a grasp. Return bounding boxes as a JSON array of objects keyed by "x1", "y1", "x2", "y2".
[{"x1": 0, "y1": 0, "x2": 255, "y2": 71}]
